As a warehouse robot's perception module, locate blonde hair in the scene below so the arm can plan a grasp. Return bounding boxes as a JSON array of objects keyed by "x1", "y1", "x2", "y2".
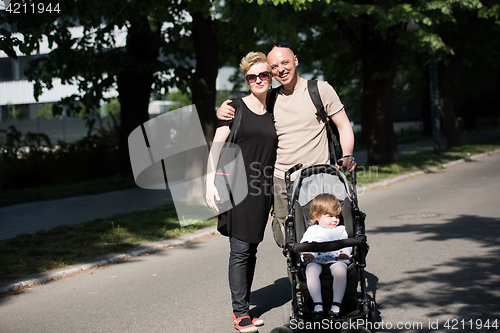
[
  {"x1": 240, "y1": 51, "x2": 270, "y2": 77},
  {"x1": 309, "y1": 193, "x2": 342, "y2": 225}
]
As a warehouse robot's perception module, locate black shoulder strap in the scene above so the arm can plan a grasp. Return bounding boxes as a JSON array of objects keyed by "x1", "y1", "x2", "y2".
[
  {"x1": 307, "y1": 79, "x2": 327, "y2": 124},
  {"x1": 227, "y1": 98, "x2": 243, "y2": 143},
  {"x1": 307, "y1": 80, "x2": 341, "y2": 163},
  {"x1": 266, "y1": 86, "x2": 280, "y2": 114}
]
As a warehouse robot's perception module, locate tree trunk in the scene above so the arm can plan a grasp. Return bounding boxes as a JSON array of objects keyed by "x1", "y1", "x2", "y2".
[
  {"x1": 185, "y1": 8, "x2": 219, "y2": 203},
  {"x1": 361, "y1": 55, "x2": 399, "y2": 165},
  {"x1": 335, "y1": 17, "x2": 400, "y2": 165},
  {"x1": 422, "y1": 67, "x2": 433, "y2": 136},
  {"x1": 439, "y1": 14, "x2": 478, "y2": 149},
  {"x1": 440, "y1": 90, "x2": 461, "y2": 148},
  {"x1": 117, "y1": 17, "x2": 161, "y2": 175},
  {"x1": 191, "y1": 11, "x2": 219, "y2": 143}
]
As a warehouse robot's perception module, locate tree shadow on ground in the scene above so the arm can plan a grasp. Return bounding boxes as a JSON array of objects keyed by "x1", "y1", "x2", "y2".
[
  {"x1": 369, "y1": 215, "x2": 500, "y2": 329},
  {"x1": 249, "y1": 268, "x2": 381, "y2": 325},
  {"x1": 371, "y1": 214, "x2": 500, "y2": 245}
]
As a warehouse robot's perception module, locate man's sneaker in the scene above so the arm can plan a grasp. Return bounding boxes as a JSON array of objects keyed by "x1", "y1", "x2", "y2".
[{"x1": 233, "y1": 315, "x2": 258, "y2": 333}]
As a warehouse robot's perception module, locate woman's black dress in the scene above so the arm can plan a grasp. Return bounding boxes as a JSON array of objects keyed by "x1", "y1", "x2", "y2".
[{"x1": 218, "y1": 98, "x2": 277, "y2": 244}]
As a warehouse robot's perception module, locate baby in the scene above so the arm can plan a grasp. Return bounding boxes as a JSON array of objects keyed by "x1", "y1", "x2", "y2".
[{"x1": 300, "y1": 193, "x2": 352, "y2": 319}]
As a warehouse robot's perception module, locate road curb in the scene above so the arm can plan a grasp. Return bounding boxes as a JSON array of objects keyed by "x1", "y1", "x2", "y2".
[
  {"x1": 0, "y1": 226, "x2": 218, "y2": 295},
  {"x1": 2, "y1": 148, "x2": 500, "y2": 295}
]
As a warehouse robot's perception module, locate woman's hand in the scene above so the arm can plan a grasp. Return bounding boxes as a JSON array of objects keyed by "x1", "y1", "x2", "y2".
[
  {"x1": 302, "y1": 253, "x2": 315, "y2": 264},
  {"x1": 205, "y1": 183, "x2": 220, "y2": 213}
]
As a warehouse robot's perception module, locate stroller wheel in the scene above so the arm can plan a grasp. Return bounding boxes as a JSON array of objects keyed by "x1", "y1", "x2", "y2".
[
  {"x1": 270, "y1": 326, "x2": 294, "y2": 333},
  {"x1": 368, "y1": 301, "x2": 377, "y2": 324}
]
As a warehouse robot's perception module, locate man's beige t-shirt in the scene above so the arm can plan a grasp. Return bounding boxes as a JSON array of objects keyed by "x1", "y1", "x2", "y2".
[{"x1": 273, "y1": 78, "x2": 344, "y2": 180}]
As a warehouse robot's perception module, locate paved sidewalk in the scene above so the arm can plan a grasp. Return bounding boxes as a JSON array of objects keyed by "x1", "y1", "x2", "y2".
[
  {"x1": 0, "y1": 187, "x2": 174, "y2": 241},
  {"x1": 1, "y1": 129, "x2": 499, "y2": 242}
]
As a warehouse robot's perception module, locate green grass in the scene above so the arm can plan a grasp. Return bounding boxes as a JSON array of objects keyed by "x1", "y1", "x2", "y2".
[
  {"x1": 0, "y1": 204, "x2": 217, "y2": 282},
  {"x1": 0, "y1": 174, "x2": 136, "y2": 207}
]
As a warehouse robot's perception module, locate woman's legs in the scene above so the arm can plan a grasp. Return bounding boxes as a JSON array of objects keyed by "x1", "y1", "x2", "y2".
[
  {"x1": 330, "y1": 262, "x2": 347, "y2": 313},
  {"x1": 305, "y1": 262, "x2": 323, "y2": 312},
  {"x1": 228, "y1": 237, "x2": 258, "y2": 317}
]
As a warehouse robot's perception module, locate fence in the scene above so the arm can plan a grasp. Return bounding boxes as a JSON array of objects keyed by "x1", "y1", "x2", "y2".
[{"x1": 0, "y1": 117, "x2": 116, "y2": 143}]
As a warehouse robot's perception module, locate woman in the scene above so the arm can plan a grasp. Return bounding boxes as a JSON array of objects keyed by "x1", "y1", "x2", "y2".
[{"x1": 205, "y1": 52, "x2": 277, "y2": 333}]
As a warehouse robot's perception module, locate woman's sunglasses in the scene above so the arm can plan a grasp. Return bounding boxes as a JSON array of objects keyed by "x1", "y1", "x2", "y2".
[{"x1": 246, "y1": 71, "x2": 271, "y2": 83}]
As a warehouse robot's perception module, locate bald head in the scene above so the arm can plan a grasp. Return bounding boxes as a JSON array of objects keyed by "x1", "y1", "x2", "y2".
[{"x1": 267, "y1": 46, "x2": 300, "y2": 91}]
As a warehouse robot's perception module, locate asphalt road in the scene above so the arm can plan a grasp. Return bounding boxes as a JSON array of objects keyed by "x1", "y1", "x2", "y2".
[{"x1": 1, "y1": 153, "x2": 500, "y2": 333}]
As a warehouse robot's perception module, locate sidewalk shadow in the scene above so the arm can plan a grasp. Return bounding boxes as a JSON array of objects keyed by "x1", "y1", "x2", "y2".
[
  {"x1": 365, "y1": 270, "x2": 381, "y2": 322},
  {"x1": 250, "y1": 277, "x2": 291, "y2": 319},
  {"x1": 369, "y1": 215, "x2": 500, "y2": 321}
]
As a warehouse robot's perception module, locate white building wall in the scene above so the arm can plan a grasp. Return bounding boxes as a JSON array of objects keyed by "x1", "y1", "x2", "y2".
[
  {"x1": 0, "y1": 79, "x2": 80, "y2": 105},
  {"x1": 0, "y1": 26, "x2": 125, "y2": 117}
]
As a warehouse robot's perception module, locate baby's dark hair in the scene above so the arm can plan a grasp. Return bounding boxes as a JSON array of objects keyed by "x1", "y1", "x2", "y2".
[{"x1": 309, "y1": 193, "x2": 342, "y2": 225}]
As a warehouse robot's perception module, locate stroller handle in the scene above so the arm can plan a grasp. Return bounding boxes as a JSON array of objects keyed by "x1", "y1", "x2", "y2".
[
  {"x1": 285, "y1": 163, "x2": 303, "y2": 197},
  {"x1": 293, "y1": 238, "x2": 364, "y2": 253},
  {"x1": 285, "y1": 163, "x2": 303, "y2": 185}
]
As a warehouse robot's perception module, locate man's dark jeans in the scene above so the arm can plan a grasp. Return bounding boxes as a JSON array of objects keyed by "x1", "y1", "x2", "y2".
[{"x1": 229, "y1": 236, "x2": 258, "y2": 318}]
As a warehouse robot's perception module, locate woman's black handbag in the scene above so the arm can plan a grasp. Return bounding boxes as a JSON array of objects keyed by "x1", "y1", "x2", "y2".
[
  {"x1": 212, "y1": 142, "x2": 246, "y2": 213},
  {"x1": 206, "y1": 99, "x2": 248, "y2": 235}
]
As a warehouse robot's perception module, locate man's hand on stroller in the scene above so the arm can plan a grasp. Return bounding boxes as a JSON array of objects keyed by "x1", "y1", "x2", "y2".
[
  {"x1": 302, "y1": 253, "x2": 315, "y2": 264},
  {"x1": 337, "y1": 155, "x2": 356, "y2": 173}
]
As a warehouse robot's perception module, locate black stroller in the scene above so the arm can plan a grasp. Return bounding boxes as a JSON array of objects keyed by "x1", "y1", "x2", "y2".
[{"x1": 271, "y1": 163, "x2": 375, "y2": 333}]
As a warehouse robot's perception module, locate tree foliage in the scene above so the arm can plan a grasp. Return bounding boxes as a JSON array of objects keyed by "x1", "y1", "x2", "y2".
[
  {"x1": 257, "y1": 0, "x2": 499, "y2": 162},
  {"x1": 2, "y1": 0, "x2": 189, "y2": 109},
  {"x1": 1, "y1": 0, "x2": 192, "y2": 173},
  {"x1": 1, "y1": 0, "x2": 498, "y2": 172}
]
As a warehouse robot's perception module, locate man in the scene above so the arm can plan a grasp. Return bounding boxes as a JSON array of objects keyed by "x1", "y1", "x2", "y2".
[{"x1": 217, "y1": 42, "x2": 356, "y2": 247}]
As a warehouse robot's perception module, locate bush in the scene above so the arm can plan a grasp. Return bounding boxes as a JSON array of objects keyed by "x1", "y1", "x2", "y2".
[{"x1": 0, "y1": 124, "x2": 120, "y2": 190}]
